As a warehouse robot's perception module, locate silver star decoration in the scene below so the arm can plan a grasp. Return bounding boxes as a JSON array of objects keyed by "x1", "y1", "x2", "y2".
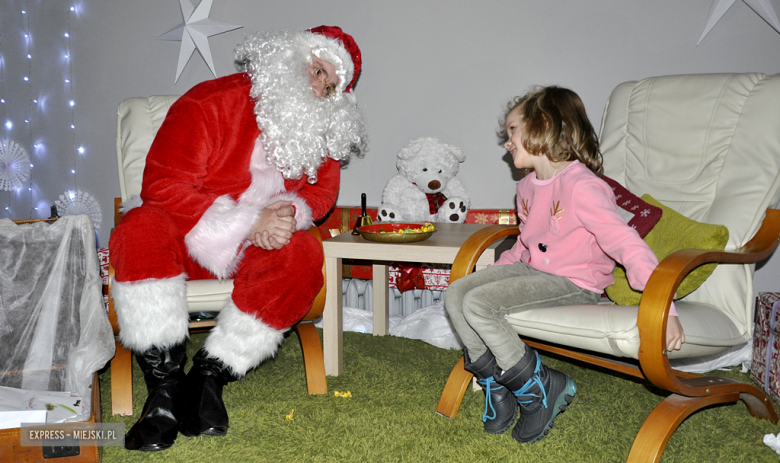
[
  {"x1": 158, "y1": 0, "x2": 242, "y2": 83},
  {"x1": 698, "y1": 0, "x2": 780, "y2": 45}
]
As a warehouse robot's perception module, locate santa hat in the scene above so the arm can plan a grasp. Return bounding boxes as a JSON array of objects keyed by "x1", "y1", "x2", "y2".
[{"x1": 306, "y1": 26, "x2": 362, "y2": 94}]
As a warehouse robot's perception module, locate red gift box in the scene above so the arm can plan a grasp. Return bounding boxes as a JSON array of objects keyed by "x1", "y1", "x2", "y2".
[
  {"x1": 465, "y1": 209, "x2": 518, "y2": 225},
  {"x1": 389, "y1": 263, "x2": 452, "y2": 291},
  {"x1": 751, "y1": 292, "x2": 780, "y2": 404}
]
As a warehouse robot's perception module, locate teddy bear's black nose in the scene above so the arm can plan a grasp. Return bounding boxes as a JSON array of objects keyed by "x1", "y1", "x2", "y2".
[{"x1": 428, "y1": 180, "x2": 441, "y2": 190}]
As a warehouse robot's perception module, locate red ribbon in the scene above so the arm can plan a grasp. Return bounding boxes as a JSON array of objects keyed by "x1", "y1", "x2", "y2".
[{"x1": 396, "y1": 265, "x2": 425, "y2": 293}]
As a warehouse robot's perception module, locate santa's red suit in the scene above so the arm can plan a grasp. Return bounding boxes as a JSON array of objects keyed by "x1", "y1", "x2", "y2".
[
  {"x1": 110, "y1": 24, "x2": 364, "y2": 375},
  {"x1": 111, "y1": 71, "x2": 343, "y2": 368},
  {"x1": 111, "y1": 26, "x2": 365, "y2": 451}
]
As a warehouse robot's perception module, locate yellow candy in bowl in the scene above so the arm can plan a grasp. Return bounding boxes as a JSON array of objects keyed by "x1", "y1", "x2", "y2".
[{"x1": 357, "y1": 222, "x2": 436, "y2": 243}]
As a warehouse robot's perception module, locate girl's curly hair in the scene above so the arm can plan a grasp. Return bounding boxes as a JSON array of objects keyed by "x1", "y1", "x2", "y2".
[{"x1": 498, "y1": 86, "x2": 603, "y2": 176}]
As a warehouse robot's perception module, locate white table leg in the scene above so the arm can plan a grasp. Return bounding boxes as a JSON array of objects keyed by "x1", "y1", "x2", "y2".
[
  {"x1": 372, "y1": 263, "x2": 389, "y2": 336},
  {"x1": 324, "y1": 256, "x2": 343, "y2": 376}
]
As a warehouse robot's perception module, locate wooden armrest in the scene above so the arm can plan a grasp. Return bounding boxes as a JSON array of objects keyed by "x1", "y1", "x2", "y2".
[
  {"x1": 302, "y1": 226, "x2": 327, "y2": 321},
  {"x1": 108, "y1": 198, "x2": 123, "y2": 336},
  {"x1": 107, "y1": 261, "x2": 120, "y2": 336},
  {"x1": 450, "y1": 224, "x2": 519, "y2": 283},
  {"x1": 114, "y1": 198, "x2": 123, "y2": 228},
  {"x1": 638, "y1": 208, "x2": 780, "y2": 394}
]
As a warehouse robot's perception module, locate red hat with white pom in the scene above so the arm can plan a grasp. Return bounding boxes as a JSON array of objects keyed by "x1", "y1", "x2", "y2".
[{"x1": 306, "y1": 26, "x2": 362, "y2": 94}]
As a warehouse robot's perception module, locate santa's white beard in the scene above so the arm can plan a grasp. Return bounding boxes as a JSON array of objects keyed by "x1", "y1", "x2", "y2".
[{"x1": 237, "y1": 30, "x2": 368, "y2": 183}]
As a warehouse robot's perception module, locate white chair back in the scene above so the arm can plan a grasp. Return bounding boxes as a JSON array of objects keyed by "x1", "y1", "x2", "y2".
[
  {"x1": 599, "y1": 73, "x2": 780, "y2": 334},
  {"x1": 116, "y1": 95, "x2": 180, "y2": 201}
]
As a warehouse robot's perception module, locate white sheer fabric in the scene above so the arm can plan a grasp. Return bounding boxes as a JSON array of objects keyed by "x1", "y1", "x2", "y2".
[{"x1": 0, "y1": 215, "x2": 114, "y2": 422}]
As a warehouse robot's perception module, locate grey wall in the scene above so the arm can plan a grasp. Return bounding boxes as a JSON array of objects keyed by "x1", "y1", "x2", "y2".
[{"x1": 3, "y1": 0, "x2": 780, "y2": 294}]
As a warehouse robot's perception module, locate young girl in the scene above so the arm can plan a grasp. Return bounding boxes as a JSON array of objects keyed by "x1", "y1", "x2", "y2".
[{"x1": 445, "y1": 86, "x2": 684, "y2": 444}]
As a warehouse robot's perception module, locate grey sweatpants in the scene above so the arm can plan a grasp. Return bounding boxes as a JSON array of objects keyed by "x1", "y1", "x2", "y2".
[{"x1": 445, "y1": 262, "x2": 600, "y2": 370}]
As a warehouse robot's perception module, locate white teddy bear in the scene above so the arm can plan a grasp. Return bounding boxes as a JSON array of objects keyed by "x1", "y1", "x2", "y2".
[{"x1": 378, "y1": 136, "x2": 470, "y2": 223}]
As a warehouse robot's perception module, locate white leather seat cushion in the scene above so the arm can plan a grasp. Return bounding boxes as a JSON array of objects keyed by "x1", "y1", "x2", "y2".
[
  {"x1": 505, "y1": 301, "x2": 746, "y2": 360},
  {"x1": 185, "y1": 279, "x2": 233, "y2": 313}
]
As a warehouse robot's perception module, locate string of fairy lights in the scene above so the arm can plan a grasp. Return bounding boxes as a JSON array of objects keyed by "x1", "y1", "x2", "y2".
[
  {"x1": 0, "y1": 1, "x2": 101, "y2": 230},
  {"x1": 0, "y1": 14, "x2": 7, "y2": 208},
  {"x1": 66, "y1": 4, "x2": 81, "y2": 191},
  {"x1": 23, "y1": 0, "x2": 35, "y2": 217}
]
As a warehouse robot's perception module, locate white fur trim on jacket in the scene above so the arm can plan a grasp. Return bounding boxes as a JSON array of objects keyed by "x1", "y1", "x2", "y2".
[
  {"x1": 203, "y1": 300, "x2": 287, "y2": 377},
  {"x1": 119, "y1": 195, "x2": 143, "y2": 214},
  {"x1": 112, "y1": 274, "x2": 189, "y2": 352},
  {"x1": 274, "y1": 191, "x2": 314, "y2": 231},
  {"x1": 185, "y1": 137, "x2": 289, "y2": 279},
  {"x1": 185, "y1": 194, "x2": 260, "y2": 280}
]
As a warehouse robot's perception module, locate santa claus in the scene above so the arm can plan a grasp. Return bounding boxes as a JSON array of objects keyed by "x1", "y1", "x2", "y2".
[{"x1": 108, "y1": 26, "x2": 367, "y2": 451}]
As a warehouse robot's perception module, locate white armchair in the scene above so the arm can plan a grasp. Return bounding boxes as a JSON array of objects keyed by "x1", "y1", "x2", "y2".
[
  {"x1": 107, "y1": 96, "x2": 329, "y2": 416},
  {"x1": 437, "y1": 73, "x2": 780, "y2": 462}
]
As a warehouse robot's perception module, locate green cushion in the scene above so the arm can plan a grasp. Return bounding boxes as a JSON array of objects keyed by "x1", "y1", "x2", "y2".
[{"x1": 605, "y1": 195, "x2": 729, "y2": 306}]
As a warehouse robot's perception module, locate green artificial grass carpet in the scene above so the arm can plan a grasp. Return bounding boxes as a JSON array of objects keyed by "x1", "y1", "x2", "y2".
[{"x1": 99, "y1": 330, "x2": 780, "y2": 462}]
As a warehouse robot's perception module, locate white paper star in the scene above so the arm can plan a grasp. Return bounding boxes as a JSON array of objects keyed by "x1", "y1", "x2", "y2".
[
  {"x1": 56, "y1": 190, "x2": 103, "y2": 231},
  {"x1": 158, "y1": 0, "x2": 242, "y2": 83},
  {"x1": 698, "y1": 0, "x2": 780, "y2": 45},
  {"x1": 0, "y1": 140, "x2": 31, "y2": 191}
]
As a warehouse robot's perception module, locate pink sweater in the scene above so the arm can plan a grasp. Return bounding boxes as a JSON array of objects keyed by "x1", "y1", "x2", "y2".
[{"x1": 494, "y1": 161, "x2": 676, "y2": 316}]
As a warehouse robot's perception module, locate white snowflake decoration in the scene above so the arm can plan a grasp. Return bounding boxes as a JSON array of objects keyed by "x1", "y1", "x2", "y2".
[
  {"x1": 55, "y1": 190, "x2": 103, "y2": 230},
  {"x1": 0, "y1": 140, "x2": 31, "y2": 191}
]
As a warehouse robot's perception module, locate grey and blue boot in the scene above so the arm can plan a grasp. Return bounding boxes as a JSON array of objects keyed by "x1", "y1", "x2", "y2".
[
  {"x1": 462, "y1": 349, "x2": 517, "y2": 434},
  {"x1": 494, "y1": 347, "x2": 576, "y2": 444}
]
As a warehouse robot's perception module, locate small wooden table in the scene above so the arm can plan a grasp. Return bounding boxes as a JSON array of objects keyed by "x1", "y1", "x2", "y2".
[{"x1": 322, "y1": 222, "x2": 500, "y2": 376}]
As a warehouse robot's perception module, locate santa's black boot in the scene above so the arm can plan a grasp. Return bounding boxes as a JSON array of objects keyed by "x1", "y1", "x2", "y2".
[
  {"x1": 179, "y1": 348, "x2": 239, "y2": 437},
  {"x1": 462, "y1": 349, "x2": 517, "y2": 434},
  {"x1": 494, "y1": 347, "x2": 576, "y2": 444},
  {"x1": 124, "y1": 342, "x2": 187, "y2": 451}
]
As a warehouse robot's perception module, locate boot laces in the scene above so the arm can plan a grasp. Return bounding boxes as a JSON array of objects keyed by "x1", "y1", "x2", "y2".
[
  {"x1": 478, "y1": 376, "x2": 506, "y2": 422},
  {"x1": 512, "y1": 353, "x2": 548, "y2": 409}
]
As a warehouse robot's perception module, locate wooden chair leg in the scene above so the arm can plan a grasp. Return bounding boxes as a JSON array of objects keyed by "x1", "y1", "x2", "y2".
[
  {"x1": 295, "y1": 321, "x2": 328, "y2": 395},
  {"x1": 738, "y1": 385, "x2": 779, "y2": 422},
  {"x1": 110, "y1": 339, "x2": 134, "y2": 416},
  {"x1": 436, "y1": 356, "x2": 473, "y2": 419},
  {"x1": 627, "y1": 392, "x2": 741, "y2": 463}
]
